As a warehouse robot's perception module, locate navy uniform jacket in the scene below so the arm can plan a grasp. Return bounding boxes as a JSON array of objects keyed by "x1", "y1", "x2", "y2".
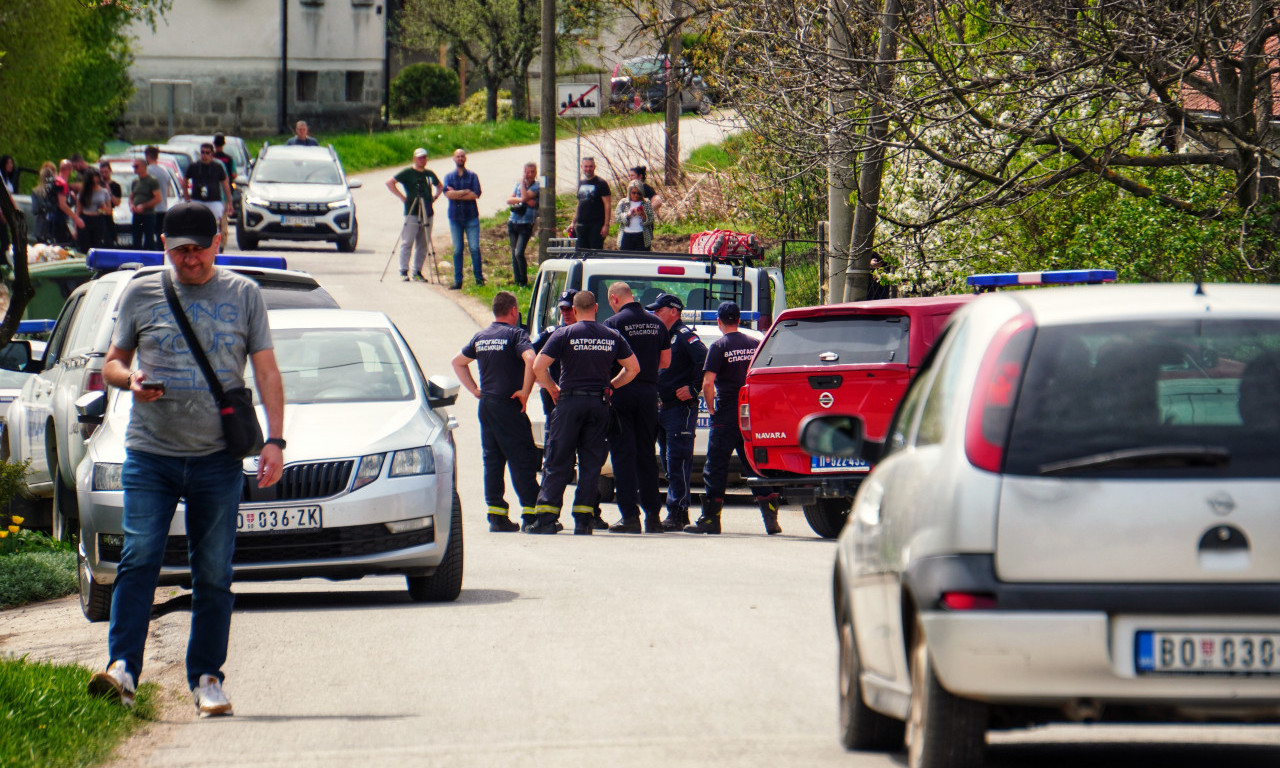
[
  {"x1": 541, "y1": 320, "x2": 633, "y2": 390},
  {"x1": 461, "y1": 322, "x2": 533, "y2": 398},
  {"x1": 657, "y1": 320, "x2": 707, "y2": 406},
  {"x1": 603, "y1": 302, "x2": 669, "y2": 386}
]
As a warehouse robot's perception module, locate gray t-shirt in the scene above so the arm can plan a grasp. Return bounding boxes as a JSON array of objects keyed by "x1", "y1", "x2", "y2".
[
  {"x1": 147, "y1": 163, "x2": 176, "y2": 212},
  {"x1": 112, "y1": 269, "x2": 273, "y2": 456}
]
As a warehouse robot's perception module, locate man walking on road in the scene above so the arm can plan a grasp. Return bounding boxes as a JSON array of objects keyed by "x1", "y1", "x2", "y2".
[
  {"x1": 568, "y1": 157, "x2": 611, "y2": 250},
  {"x1": 443, "y1": 149, "x2": 484, "y2": 290},
  {"x1": 128, "y1": 158, "x2": 162, "y2": 251},
  {"x1": 452, "y1": 292, "x2": 540, "y2": 533},
  {"x1": 88, "y1": 203, "x2": 286, "y2": 717},
  {"x1": 184, "y1": 143, "x2": 232, "y2": 244},
  {"x1": 649, "y1": 293, "x2": 707, "y2": 530},
  {"x1": 687, "y1": 301, "x2": 782, "y2": 535},
  {"x1": 530, "y1": 291, "x2": 639, "y2": 535},
  {"x1": 603, "y1": 282, "x2": 670, "y2": 534},
  {"x1": 386, "y1": 148, "x2": 442, "y2": 282},
  {"x1": 506, "y1": 162, "x2": 539, "y2": 286}
]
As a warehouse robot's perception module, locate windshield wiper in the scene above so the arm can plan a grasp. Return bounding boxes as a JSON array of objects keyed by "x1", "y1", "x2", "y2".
[{"x1": 1038, "y1": 445, "x2": 1231, "y2": 475}]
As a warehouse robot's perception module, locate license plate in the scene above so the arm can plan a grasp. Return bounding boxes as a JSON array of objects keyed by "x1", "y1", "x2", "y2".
[
  {"x1": 237, "y1": 506, "x2": 321, "y2": 534},
  {"x1": 696, "y1": 415, "x2": 710, "y2": 429},
  {"x1": 281, "y1": 215, "x2": 314, "y2": 227},
  {"x1": 1136, "y1": 631, "x2": 1280, "y2": 675},
  {"x1": 811, "y1": 455, "x2": 869, "y2": 473}
]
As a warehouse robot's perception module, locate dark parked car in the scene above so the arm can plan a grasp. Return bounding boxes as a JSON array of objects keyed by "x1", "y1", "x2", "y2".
[{"x1": 610, "y1": 55, "x2": 712, "y2": 114}]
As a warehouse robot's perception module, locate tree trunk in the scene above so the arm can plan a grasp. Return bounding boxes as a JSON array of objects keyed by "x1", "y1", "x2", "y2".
[
  {"x1": 512, "y1": 68, "x2": 529, "y2": 121},
  {"x1": 664, "y1": 1, "x2": 684, "y2": 186},
  {"x1": 0, "y1": 190, "x2": 37, "y2": 346},
  {"x1": 826, "y1": 0, "x2": 856, "y2": 303}
]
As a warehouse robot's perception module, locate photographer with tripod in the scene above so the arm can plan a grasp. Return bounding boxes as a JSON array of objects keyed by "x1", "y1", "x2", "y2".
[{"x1": 385, "y1": 148, "x2": 442, "y2": 282}]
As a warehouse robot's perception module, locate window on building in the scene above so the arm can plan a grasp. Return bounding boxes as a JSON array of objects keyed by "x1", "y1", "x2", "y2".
[
  {"x1": 296, "y1": 71, "x2": 318, "y2": 103},
  {"x1": 346, "y1": 71, "x2": 365, "y2": 103}
]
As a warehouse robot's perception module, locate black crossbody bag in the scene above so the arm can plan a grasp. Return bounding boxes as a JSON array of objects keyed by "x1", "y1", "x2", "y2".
[{"x1": 162, "y1": 271, "x2": 264, "y2": 459}]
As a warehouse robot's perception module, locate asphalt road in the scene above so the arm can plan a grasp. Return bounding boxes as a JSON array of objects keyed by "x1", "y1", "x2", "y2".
[{"x1": 5, "y1": 121, "x2": 1279, "y2": 767}]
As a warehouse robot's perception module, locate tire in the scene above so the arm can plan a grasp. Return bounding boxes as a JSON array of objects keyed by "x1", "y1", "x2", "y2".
[
  {"x1": 407, "y1": 490, "x2": 464, "y2": 602},
  {"x1": 906, "y1": 615, "x2": 987, "y2": 768},
  {"x1": 597, "y1": 474, "x2": 615, "y2": 503},
  {"x1": 52, "y1": 467, "x2": 79, "y2": 544},
  {"x1": 803, "y1": 497, "x2": 852, "y2": 539},
  {"x1": 237, "y1": 227, "x2": 259, "y2": 250},
  {"x1": 839, "y1": 612, "x2": 904, "y2": 751},
  {"x1": 79, "y1": 547, "x2": 113, "y2": 622},
  {"x1": 336, "y1": 221, "x2": 358, "y2": 252},
  {"x1": 697, "y1": 95, "x2": 712, "y2": 115}
]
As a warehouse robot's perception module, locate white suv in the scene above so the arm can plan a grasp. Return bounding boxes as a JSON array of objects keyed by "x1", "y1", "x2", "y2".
[
  {"x1": 237, "y1": 144, "x2": 361, "y2": 252},
  {"x1": 822, "y1": 283, "x2": 1280, "y2": 767}
]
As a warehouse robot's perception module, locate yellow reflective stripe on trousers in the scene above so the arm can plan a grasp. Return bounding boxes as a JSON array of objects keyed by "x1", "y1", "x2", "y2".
[
  {"x1": 534, "y1": 505, "x2": 559, "y2": 516},
  {"x1": 571, "y1": 505, "x2": 594, "y2": 515}
]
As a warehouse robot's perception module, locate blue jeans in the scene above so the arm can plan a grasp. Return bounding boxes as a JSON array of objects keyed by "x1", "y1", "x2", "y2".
[
  {"x1": 108, "y1": 449, "x2": 244, "y2": 689},
  {"x1": 449, "y1": 217, "x2": 483, "y2": 287},
  {"x1": 658, "y1": 403, "x2": 698, "y2": 513}
]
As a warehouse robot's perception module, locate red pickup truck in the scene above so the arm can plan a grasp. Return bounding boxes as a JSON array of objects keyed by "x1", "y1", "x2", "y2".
[{"x1": 738, "y1": 295, "x2": 975, "y2": 537}]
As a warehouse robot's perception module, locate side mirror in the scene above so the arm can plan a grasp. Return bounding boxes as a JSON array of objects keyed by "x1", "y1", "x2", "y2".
[
  {"x1": 798, "y1": 414, "x2": 867, "y2": 459},
  {"x1": 426, "y1": 374, "x2": 460, "y2": 409},
  {"x1": 0, "y1": 340, "x2": 32, "y2": 372},
  {"x1": 347, "y1": 179, "x2": 363, "y2": 189},
  {"x1": 76, "y1": 390, "x2": 107, "y2": 425},
  {"x1": 235, "y1": 173, "x2": 250, "y2": 186}
]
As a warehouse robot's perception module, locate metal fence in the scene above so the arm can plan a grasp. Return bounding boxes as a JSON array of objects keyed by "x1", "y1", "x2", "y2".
[{"x1": 779, "y1": 238, "x2": 829, "y2": 306}]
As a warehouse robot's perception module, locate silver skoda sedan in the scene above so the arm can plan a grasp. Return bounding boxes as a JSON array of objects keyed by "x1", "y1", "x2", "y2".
[
  {"x1": 74, "y1": 309, "x2": 462, "y2": 620},
  {"x1": 827, "y1": 283, "x2": 1280, "y2": 768}
]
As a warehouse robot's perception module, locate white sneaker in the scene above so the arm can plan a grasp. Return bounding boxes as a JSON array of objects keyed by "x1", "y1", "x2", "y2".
[
  {"x1": 193, "y1": 674, "x2": 234, "y2": 718},
  {"x1": 88, "y1": 660, "x2": 136, "y2": 708}
]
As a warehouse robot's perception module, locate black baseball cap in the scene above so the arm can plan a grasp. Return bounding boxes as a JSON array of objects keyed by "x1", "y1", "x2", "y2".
[
  {"x1": 646, "y1": 293, "x2": 684, "y2": 312},
  {"x1": 557, "y1": 289, "x2": 579, "y2": 309},
  {"x1": 163, "y1": 202, "x2": 218, "y2": 250},
  {"x1": 716, "y1": 301, "x2": 741, "y2": 323}
]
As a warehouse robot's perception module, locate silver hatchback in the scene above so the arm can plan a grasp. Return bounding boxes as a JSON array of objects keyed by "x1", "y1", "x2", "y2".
[{"x1": 824, "y1": 283, "x2": 1280, "y2": 767}]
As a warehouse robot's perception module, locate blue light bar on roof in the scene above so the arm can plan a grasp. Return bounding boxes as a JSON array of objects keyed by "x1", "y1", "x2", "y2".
[
  {"x1": 966, "y1": 269, "x2": 1117, "y2": 288},
  {"x1": 86, "y1": 250, "x2": 288, "y2": 272},
  {"x1": 680, "y1": 309, "x2": 762, "y2": 323},
  {"x1": 17, "y1": 319, "x2": 57, "y2": 335}
]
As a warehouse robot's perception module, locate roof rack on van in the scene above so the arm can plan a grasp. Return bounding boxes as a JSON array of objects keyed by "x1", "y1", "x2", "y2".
[
  {"x1": 86, "y1": 249, "x2": 288, "y2": 273},
  {"x1": 967, "y1": 269, "x2": 1117, "y2": 292}
]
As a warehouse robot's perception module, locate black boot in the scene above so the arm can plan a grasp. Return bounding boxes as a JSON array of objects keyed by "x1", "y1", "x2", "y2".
[
  {"x1": 661, "y1": 507, "x2": 690, "y2": 531},
  {"x1": 591, "y1": 509, "x2": 609, "y2": 530},
  {"x1": 488, "y1": 512, "x2": 520, "y2": 532},
  {"x1": 684, "y1": 499, "x2": 723, "y2": 535},
  {"x1": 573, "y1": 512, "x2": 594, "y2": 535},
  {"x1": 758, "y1": 495, "x2": 782, "y2": 535},
  {"x1": 644, "y1": 511, "x2": 665, "y2": 534},
  {"x1": 609, "y1": 515, "x2": 642, "y2": 534},
  {"x1": 526, "y1": 512, "x2": 561, "y2": 535},
  {"x1": 521, "y1": 513, "x2": 537, "y2": 532}
]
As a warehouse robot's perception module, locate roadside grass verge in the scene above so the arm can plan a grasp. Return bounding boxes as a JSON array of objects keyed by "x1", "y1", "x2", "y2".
[
  {"x1": 0, "y1": 657, "x2": 157, "y2": 768},
  {"x1": 0, "y1": 550, "x2": 76, "y2": 608}
]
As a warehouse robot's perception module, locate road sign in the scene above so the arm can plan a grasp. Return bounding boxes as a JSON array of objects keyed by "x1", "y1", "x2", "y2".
[{"x1": 557, "y1": 83, "x2": 602, "y2": 117}]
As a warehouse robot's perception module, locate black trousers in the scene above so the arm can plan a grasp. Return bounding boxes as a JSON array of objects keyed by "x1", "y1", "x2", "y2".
[
  {"x1": 507, "y1": 221, "x2": 533, "y2": 285},
  {"x1": 479, "y1": 397, "x2": 541, "y2": 512},
  {"x1": 536, "y1": 393, "x2": 610, "y2": 514},
  {"x1": 575, "y1": 225, "x2": 604, "y2": 250},
  {"x1": 608, "y1": 383, "x2": 662, "y2": 518},
  {"x1": 704, "y1": 396, "x2": 778, "y2": 502}
]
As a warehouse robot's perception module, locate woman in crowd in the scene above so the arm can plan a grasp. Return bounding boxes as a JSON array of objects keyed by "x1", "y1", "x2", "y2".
[
  {"x1": 76, "y1": 169, "x2": 111, "y2": 252},
  {"x1": 0, "y1": 156, "x2": 16, "y2": 195},
  {"x1": 615, "y1": 180, "x2": 655, "y2": 252}
]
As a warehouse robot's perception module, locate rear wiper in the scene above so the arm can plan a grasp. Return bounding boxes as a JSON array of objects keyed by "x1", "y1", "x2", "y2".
[{"x1": 1038, "y1": 445, "x2": 1230, "y2": 475}]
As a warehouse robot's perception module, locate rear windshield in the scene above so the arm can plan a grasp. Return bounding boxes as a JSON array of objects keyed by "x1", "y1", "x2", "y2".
[
  {"x1": 584, "y1": 275, "x2": 751, "y2": 323},
  {"x1": 1005, "y1": 320, "x2": 1280, "y2": 477},
  {"x1": 755, "y1": 315, "x2": 909, "y2": 368}
]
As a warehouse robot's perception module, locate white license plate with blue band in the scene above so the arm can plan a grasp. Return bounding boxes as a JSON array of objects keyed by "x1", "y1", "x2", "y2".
[
  {"x1": 810, "y1": 455, "x2": 870, "y2": 473},
  {"x1": 1136, "y1": 631, "x2": 1280, "y2": 674},
  {"x1": 237, "y1": 506, "x2": 321, "y2": 534}
]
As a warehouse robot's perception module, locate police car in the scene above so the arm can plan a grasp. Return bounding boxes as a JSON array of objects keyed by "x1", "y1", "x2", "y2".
[{"x1": 524, "y1": 247, "x2": 786, "y2": 496}]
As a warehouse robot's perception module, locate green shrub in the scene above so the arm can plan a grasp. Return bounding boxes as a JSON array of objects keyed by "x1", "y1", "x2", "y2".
[
  {"x1": 425, "y1": 90, "x2": 513, "y2": 124},
  {"x1": 0, "y1": 550, "x2": 77, "y2": 608},
  {"x1": 390, "y1": 63, "x2": 461, "y2": 118}
]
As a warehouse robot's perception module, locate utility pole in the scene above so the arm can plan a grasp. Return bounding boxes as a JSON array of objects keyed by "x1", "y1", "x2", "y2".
[
  {"x1": 826, "y1": 0, "x2": 855, "y2": 304},
  {"x1": 537, "y1": 0, "x2": 557, "y2": 262},
  {"x1": 664, "y1": 0, "x2": 684, "y2": 186}
]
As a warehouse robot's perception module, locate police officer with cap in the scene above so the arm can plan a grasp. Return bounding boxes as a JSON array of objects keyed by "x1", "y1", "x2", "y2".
[
  {"x1": 687, "y1": 301, "x2": 782, "y2": 535},
  {"x1": 603, "y1": 281, "x2": 671, "y2": 533},
  {"x1": 451, "y1": 291, "x2": 539, "y2": 532},
  {"x1": 531, "y1": 291, "x2": 640, "y2": 535},
  {"x1": 648, "y1": 293, "x2": 707, "y2": 530}
]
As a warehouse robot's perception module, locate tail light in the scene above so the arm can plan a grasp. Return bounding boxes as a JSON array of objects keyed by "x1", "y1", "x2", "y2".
[
  {"x1": 941, "y1": 591, "x2": 998, "y2": 610},
  {"x1": 964, "y1": 314, "x2": 1034, "y2": 473},
  {"x1": 739, "y1": 402, "x2": 750, "y2": 432},
  {"x1": 87, "y1": 372, "x2": 105, "y2": 392}
]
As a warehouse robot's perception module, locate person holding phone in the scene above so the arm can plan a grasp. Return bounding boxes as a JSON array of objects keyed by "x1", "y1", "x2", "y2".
[{"x1": 615, "y1": 180, "x2": 654, "y2": 251}]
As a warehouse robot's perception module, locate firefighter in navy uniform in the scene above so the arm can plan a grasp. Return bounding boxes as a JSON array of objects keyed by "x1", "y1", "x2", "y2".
[
  {"x1": 687, "y1": 301, "x2": 783, "y2": 535},
  {"x1": 451, "y1": 291, "x2": 540, "y2": 532},
  {"x1": 603, "y1": 282, "x2": 671, "y2": 534},
  {"x1": 531, "y1": 291, "x2": 640, "y2": 535},
  {"x1": 647, "y1": 293, "x2": 707, "y2": 531}
]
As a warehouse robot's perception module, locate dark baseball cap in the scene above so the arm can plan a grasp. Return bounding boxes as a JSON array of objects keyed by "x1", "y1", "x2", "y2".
[
  {"x1": 163, "y1": 202, "x2": 218, "y2": 250},
  {"x1": 557, "y1": 289, "x2": 579, "y2": 309},
  {"x1": 646, "y1": 293, "x2": 684, "y2": 312},
  {"x1": 716, "y1": 301, "x2": 741, "y2": 323}
]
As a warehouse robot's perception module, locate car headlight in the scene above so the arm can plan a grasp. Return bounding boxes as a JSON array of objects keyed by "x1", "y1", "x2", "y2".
[
  {"x1": 245, "y1": 195, "x2": 269, "y2": 208},
  {"x1": 353, "y1": 453, "x2": 385, "y2": 490},
  {"x1": 93, "y1": 463, "x2": 123, "y2": 491},
  {"x1": 327, "y1": 197, "x2": 352, "y2": 210},
  {"x1": 390, "y1": 447, "x2": 435, "y2": 477}
]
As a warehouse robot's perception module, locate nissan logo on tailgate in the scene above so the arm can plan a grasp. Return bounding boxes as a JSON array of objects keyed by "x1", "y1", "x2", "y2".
[{"x1": 818, "y1": 392, "x2": 834, "y2": 408}]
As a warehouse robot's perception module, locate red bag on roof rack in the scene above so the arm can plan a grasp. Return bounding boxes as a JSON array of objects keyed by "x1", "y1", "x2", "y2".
[{"x1": 689, "y1": 229, "x2": 764, "y2": 260}]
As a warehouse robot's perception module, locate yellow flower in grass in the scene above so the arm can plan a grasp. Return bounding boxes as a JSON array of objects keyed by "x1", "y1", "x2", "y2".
[
  {"x1": 6, "y1": 525, "x2": 18, "y2": 534},
  {"x1": 0, "y1": 530, "x2": 8, "y2": 538},
  {"x1": 10, "y1": 516, "x2": 23, "y2": 525}
]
